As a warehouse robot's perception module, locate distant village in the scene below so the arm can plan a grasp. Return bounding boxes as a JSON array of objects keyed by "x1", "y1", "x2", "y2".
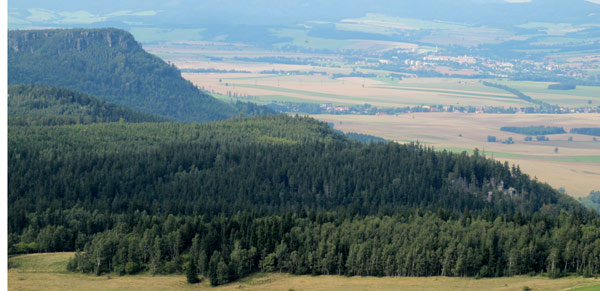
[
  {"x1": 313, "y1": 103, "x2": 600, "y2": 115},
  {"x1": 364, "y1": 46, "x2": 597, "y2": 80},
  {"x1": 265, "y1": 101, "x2": 600, "y2": 116}
]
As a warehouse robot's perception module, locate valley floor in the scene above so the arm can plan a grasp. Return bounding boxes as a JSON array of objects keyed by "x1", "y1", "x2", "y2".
[{"x1": 8, "y1": 253, "x2": 600, "y2": 291}]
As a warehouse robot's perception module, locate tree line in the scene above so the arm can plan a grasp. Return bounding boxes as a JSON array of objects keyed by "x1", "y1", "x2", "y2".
[
  {"x1": 571, "y1": 128, "x2": 600, "y2": 137},
  {"x1": 500, "y1": 126, "x2": 566, "y2": 136},
  {"x1": 482, "y1": 81, "x2": 545, "y2": 106},
  {"x1": 41, "y1": 209, "x2": 600, "y2": 285}
]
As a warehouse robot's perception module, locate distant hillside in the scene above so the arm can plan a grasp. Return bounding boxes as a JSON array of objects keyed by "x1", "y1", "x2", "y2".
[
  {"x1": 8, "y1": 84, "x2": 166, "y2": 126},
  {"x1": 10, "y1": 114, "x2": 585, "y2": 221},
  {"x1": 8, "y1": 28, "x2": 244, "y2": 122}
]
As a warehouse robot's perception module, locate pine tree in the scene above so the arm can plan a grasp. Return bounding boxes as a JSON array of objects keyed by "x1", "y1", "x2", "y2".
[{"x1": 185, "y1": 257, "x2": 200, "y2": 284}]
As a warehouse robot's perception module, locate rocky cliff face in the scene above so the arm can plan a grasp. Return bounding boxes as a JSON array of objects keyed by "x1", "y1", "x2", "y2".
[{"x1": 9, "y1": 28, "x2": 139, "y2": 54}]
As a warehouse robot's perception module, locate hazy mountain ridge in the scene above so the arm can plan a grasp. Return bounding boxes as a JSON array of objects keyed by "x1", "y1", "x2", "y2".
[{"x1": 9, "y1": 0, "x2": 600, "y2": 29}]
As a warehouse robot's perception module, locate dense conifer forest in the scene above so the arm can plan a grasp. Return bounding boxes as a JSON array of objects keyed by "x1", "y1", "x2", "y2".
[
  {"x1": 8, "y1": 28, "x2": 271, "y2": 122},
  {"x1": 8, "y1": 84, "x2": 166, "y2": 125},
  {"x1": 9, "y1": 108, "x2": 600, "y2": 285}
]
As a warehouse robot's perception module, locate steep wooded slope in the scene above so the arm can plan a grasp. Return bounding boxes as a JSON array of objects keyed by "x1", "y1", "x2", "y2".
[{"x1": 8, "y1": 28, "x2": 242, "y2": 122}]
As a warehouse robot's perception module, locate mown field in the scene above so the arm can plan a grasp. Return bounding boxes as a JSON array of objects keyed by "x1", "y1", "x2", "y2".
[
  {"x1": 184, "y1": 73, "x2": 529, "y2": 108},
  {"x1": 317, "y1": 113, "x2": 600, "y2": 198},
  {"x1": 9, "y1": 253, "x2": 600, "y2": 291}
]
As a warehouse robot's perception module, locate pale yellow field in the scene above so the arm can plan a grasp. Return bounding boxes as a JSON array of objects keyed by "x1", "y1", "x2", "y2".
[
  {"x1": 316, "y1": 113, "x2": 600, "y2": 198},
  {"x1": 9, "y1": 253, "x2": 600, "y2": 291},
  {"x1": 185, "y1": 73, "x2": 526, "y2": 107}
]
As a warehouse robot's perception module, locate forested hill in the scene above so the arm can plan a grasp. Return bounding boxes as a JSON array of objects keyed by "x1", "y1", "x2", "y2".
[
  {"x1": 7, "y1": 28, "x2": 262, "y2": 122},
  {"x1": 8, "y1": 115, "x2": 583, "y2": 218},
  {"x1": 8, "y1": 84, "x2": 166, "y2": 125},
  {"x1": 10, "y1": 114, "x2": 597, "y2": 284}
]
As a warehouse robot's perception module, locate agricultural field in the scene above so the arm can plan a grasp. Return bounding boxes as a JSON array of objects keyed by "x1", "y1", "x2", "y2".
[
  {"x1": 317, "y1": 113, "x2": 600, "y2": 198},
  {"x1": 495, "y1": 80, "x2": 600, "y2": 107},
  {"x1": 185, "y1": 71, "x2": 600, "y2": 108},
  {"x1": 148, "y1": 41, "x2": 600, "y2": 109},
  {"x1": 8, "y1": 253, "x2": 600, "y2": 291},
  {"x1": 147, "y1": 40, "x2": 600, "y2": 108},
  {"x1": 184, "y1": 73, "x2": 530, "y2": 107}
]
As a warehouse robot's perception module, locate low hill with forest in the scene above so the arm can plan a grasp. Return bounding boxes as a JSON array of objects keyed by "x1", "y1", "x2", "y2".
[
  {"x1": 8, "y1": 114, "x2": 599, "y2": 285},
  {"x1": 8, "y1": 28, "x2": 270, "y2": 122},
  {"x1": 8, "y1": 84, "x2": 166, "y2": 126}
]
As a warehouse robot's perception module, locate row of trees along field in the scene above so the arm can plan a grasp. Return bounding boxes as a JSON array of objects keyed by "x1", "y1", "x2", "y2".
[
  {"x1": 571, "y1": 128, "x2": 600, "y2": 137},
  {"x1": 8, "y1": 113, "x2": 600, "y2": 285},
  {"x1": 500, "y1": 126, "x2": 566, "y2": 135}
]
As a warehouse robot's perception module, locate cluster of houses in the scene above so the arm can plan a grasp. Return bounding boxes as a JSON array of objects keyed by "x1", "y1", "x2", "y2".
[
  {"x1": 319, "y1": 103, "x2": 350, "y2": 113},
  {"x1": 317, "y1": 103, "x2": 600, "y2": 115},
  {"x1": 373, "y1": 51, "x2": 595, "y2": 79}
]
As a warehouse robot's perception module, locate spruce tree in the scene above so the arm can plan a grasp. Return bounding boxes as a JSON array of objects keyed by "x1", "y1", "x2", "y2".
[{"x1": 185, "y1": 257, "x2": 200, "y2": 284}]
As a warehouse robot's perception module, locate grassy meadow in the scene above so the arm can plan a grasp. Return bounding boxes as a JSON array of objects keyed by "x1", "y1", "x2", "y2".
[{"x1": 9, "y1": 253, "x2": 600, "y2": 291}]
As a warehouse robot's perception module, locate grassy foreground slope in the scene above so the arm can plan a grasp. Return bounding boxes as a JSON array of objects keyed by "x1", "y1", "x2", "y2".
[{"x1": 8, "y1": 253, "x2": 600, "y2": 291}]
